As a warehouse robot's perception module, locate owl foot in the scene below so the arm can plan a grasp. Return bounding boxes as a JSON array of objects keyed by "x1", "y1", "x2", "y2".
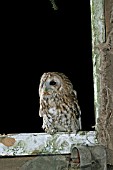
[{"x1": 45, "y1": 128, "x2": 57, "y2": 135}]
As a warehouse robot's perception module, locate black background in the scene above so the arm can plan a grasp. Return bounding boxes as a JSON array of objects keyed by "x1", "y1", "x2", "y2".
[{"x1": 1, "y1": 0, "x2": 95, "y2": 133}]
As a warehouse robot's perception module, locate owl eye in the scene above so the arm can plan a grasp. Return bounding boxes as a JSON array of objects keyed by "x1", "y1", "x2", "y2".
[{"x1": 49, "y1": 80, "x2": 56, "y2": 86}]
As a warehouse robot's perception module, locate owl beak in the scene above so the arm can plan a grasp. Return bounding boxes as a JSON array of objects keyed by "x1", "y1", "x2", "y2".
[
  {"x1": 44, "y1": 91, "x2": 50, "y2": 95},
  {"x1": 43, "y1": 88, "x2": 50, "y2": 95}
]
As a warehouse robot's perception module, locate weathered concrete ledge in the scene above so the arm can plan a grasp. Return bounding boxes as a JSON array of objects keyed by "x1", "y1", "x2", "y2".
[{"x1": 0, "y1": 131, "x2": 97, "y2": 156}]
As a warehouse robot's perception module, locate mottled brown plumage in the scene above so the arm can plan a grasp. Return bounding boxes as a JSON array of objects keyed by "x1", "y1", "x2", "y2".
[{"x1": 39, "y1": 72, "x2": 81, "y2": 134}]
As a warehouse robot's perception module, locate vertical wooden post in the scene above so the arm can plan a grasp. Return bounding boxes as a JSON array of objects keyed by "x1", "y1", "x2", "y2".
[
  {"x1": 90, "y1": 0, "x2": 105, "y2": 124},
  {"x1": 91, "y1": 0, "x2": 113, "y2": 165}
]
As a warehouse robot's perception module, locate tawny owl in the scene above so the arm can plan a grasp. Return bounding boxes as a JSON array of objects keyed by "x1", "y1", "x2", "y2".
[{"x1": 39, "y1": 72, "x2": 81, "y2": 134}]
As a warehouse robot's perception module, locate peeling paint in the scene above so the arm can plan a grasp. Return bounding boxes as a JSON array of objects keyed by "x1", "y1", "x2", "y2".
[
  {"x1": 0, "y1": 137, "x2": 16, "y2": 147},
  {"x1": 0, "y1": 132, "x2": 97, "y2": 156}
]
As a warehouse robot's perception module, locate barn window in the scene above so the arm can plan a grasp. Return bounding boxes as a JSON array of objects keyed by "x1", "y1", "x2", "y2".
[
  {"x1": 0, "y1": 0, "x2": 100, "y2": 149},
  {"x1": 1, "y1": 0, "x2": 95, "y2": 134},
  {"x1": 0, "y1": 0, "x2": 113, "y2": 168}
]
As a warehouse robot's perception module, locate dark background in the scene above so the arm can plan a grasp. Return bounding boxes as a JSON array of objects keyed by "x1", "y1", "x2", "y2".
[{"x1": 1, "y1": 0, "x2": 95, "y2": 133}]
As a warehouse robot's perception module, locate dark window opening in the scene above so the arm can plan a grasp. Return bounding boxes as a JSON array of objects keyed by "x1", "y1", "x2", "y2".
[{"x1": 1, "y1": 0, "x2": 95, "y2": 133}]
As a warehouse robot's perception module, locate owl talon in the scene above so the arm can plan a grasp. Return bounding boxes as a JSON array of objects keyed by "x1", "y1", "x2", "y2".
[{"x1": 46, "y1": 129, "x2": 57, "y2": 135}]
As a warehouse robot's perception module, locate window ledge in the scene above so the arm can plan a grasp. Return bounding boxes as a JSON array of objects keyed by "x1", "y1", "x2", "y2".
[{"x1": 0, "y1": 131, "x2": 97, "y2": 156}]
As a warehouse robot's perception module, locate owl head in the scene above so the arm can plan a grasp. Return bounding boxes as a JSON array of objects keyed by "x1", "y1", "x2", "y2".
[{"x1": 39, "y1": 72, "x2": 74, "y2": 98}]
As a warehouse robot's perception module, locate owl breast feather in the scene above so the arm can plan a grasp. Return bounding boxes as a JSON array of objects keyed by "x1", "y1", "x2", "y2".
[{"x1": 49, "y1": 107, "x2": 57, "y2": 115}]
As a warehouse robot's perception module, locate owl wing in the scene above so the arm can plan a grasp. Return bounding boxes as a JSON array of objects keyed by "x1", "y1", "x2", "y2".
[
  {"x1": 39, "y1": 99, "x2": 48, "y2": 117},
  {"x1": 73, "y1": 90, "x2": 82, "y2": 130},
  {"x1": 39, "y1": 105, "x2": 43, "y2": 117}
]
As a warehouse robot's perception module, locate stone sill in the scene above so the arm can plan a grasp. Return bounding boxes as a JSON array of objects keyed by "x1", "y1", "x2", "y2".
[{"x1": 0, "y1": 131, "x2": 97, "y2": 156}]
